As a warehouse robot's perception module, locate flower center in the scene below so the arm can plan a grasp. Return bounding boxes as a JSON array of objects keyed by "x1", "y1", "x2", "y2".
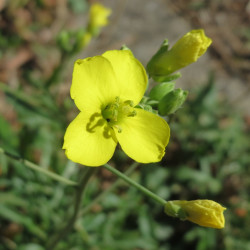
[{"x1": 101, "y1": 97, "x2": 136, "y2": 132}]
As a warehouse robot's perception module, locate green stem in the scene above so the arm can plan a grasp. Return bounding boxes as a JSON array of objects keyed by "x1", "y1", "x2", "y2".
[
  {"x1": 47, "y1": 167, "x2": 97, "y2": 249},
  {"x1": 103, "y1": 163, "x2": 167, "y2": 206},
  {"x1": 79, "y1": 162, "x2": 139, "y2": 216},
  {"x1": 0, "y1": 147, "x2": 78, "y2": 186}
]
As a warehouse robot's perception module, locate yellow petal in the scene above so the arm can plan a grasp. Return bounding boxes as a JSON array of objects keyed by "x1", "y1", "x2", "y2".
[
  {"x1": 115, "y1": 109, "x2": 170, "y2": 163},
  {"x1": 184, "y1": 200, "x2": 226, "y2": 229},
  {"x1": 71, "y1": 56, "x2": 119, "y2": 112},
  {"x1": 63, "y1": 111, "x2": 117, "y2": 167},
  {"x1": 102, "y1": 50, "x2": 148, "y2": 105}
]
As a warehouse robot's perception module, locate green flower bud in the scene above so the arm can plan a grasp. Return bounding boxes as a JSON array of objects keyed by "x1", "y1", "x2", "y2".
[
  {"x1": 120, "y1": 44, "x2": 131, "y2": 51},
  {"x1": 57, "y1": 31, "x2": 73, "y2": 52},
  {"x1": 147, "y1": 29, "x2": 212, "y2": 78},
  {"x1": 149, "y1": 82, "x2": 175, "y2": 101},
  {"x1": 158, "y1": 88, "x2": 188, "y2": 115}
]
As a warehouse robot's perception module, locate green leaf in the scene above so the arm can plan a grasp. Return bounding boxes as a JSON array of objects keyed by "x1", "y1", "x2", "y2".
[
  {"x1": 68, "y1": 0, "x2": 88, "y2": 13},
  {"x1": 19, "y1": 244, "x2": 45, "y2": 250},
  {"x1": 0, "y1": 193, "x2": 29, "y2": 207},
  {"x1": 0, "y1": 204, "x2": 46, "y2": 239},
  {"x1": 0, "y1": 115, "x2": 19, "y2": 150}
]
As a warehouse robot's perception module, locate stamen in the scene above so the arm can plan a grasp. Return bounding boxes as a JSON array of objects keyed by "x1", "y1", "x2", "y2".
[
  {"x1": 113, "y1": 109, "x2": 118, "y2": 121},
  {"x1": 113, "y1": 125, "x2": 122, "y2": 133},
  {"x1": 127, "y1": 110, "x2": 137, "y2": 117},
  {"x1": 101, "y1": 97, "x2": 137, "y2": 133},
  {"x1": 115, "y1": 96, "x2": 120, "y2": 103},
  {"x1": 124, "y1": 100, "x2": 134, "y2": 107}
]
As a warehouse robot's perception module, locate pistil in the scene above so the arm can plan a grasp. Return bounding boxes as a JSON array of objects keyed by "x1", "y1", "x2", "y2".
[{"x1": 101, "y1": 97, "x2": 137, "y2": 132}]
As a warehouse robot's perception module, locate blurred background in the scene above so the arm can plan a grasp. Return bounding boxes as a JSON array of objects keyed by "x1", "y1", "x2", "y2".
[{"x1": 0, "y1": 0, "x2": 250, "y2": 249}]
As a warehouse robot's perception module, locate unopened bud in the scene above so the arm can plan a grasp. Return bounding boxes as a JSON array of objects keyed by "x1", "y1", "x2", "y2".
[
  {"x1": 158, "y1": 89, "x2": 188, "y2": 115},
  {"x1": 120, "y1": 45, "x2": 131, "y2": 51},
  {"x1": 149, "y1": 82, "x2": 175, "y2": 101},
  {"x1": 147, "y1": 29, "x2": 212, "y2": 78},
  {"x1": 164, "y1": 200, "x2": 226, "y2": 229},
  {"x1": 88, "y1": 3, "x2": 111, "y2": 36}
]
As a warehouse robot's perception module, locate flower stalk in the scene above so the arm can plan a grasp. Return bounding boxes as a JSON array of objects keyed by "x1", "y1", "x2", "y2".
[
  {"x1": 103, "y1": 163, "x2": 167, "y2": 206},
  {"x1": 47, "y1": 167, "x2": 97, "y2": 249},
  {"x1": 79, "y1": 161, "x2": 140, "y2": 216},
  {"x1": 0, "y1": 147, "x2": 78, "y2": 186}
]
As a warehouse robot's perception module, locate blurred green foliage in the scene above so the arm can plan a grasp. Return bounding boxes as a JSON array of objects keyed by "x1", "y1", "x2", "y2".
[
  {"x1": 1, "y1": 75, "x2": 250, "y2": 249},
  {"x1": 0, "y1": 1, "x2": 250, "y2": 250}
]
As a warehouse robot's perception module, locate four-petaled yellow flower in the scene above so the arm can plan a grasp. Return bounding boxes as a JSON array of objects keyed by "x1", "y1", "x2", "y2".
[
  {"x1": 164, "y1": 200, "x2": 226, "y2": 229},
  {"x1": 63, "y1": 50, "x2": 170, "y2": 167}
]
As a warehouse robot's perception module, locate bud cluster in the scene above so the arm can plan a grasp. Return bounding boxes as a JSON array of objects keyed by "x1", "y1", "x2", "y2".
[{"x1": 141, "y1": 29, "x2": 212, "y2": 116}]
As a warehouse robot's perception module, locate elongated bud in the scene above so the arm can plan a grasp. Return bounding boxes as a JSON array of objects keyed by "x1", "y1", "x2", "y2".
[
  {"x1": 164, "y1": 200, "x2": 226, "y2": 229},
  {"x1": 158, "y1": 88, "x2": 188, "y2": 115},
  {"x1": 88, "y1": 3, "x2": 111, "y2": 36},
  {"x1": 147, "y1": 29, "x2": 212, "y2": 78},
  {"x1": 57, "y1": 31, "x2": 73, "y2": 52}
]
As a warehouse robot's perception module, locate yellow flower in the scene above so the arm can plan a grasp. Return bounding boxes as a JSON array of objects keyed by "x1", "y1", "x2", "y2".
[
  {"x1": 63, "y1": 50, "x2": 170, "y2": 167},
  {"x1": 89, "y1": 3, "x2": 111, "y2": 30},
  {"x1": 164, "y1": 200, "x2": 226, "y2": 229},
  {"x1": 147, "y1": 29, "x2": 212, "y2": 77}
]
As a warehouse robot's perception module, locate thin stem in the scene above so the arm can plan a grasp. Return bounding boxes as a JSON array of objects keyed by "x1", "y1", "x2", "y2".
[
  {"x1": 0, "y1": 147, "x2": 78, "y2": 186},
  {"x1": 47, "y1": 167, "x2": 97, "y2": 249},
  {"x1": 103, "y1": 163, "x2": 167, "y2": 206},
  {"x1": 79, "y1": 162, "x2": 139, "y2": 216}
]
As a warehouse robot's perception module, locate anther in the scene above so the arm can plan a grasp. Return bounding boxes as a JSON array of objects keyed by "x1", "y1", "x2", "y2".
[
  {"x1": 127, "y1": 110, "x2": 137, "y2": 117},
  {"x1": 124, "y1": 100, "x2": 134, "y2": 107},
  {"x1": 113, "y1": 125, "x2": 122, "y2": 133}
]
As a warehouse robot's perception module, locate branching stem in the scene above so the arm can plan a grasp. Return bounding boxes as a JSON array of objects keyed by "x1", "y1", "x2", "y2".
[
  {"x1": 0, "y1": 147, "x2": 78, "y2": 186},
  {"x1": 47, "y1": 167, "x2": 97, "y2": 249}
]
